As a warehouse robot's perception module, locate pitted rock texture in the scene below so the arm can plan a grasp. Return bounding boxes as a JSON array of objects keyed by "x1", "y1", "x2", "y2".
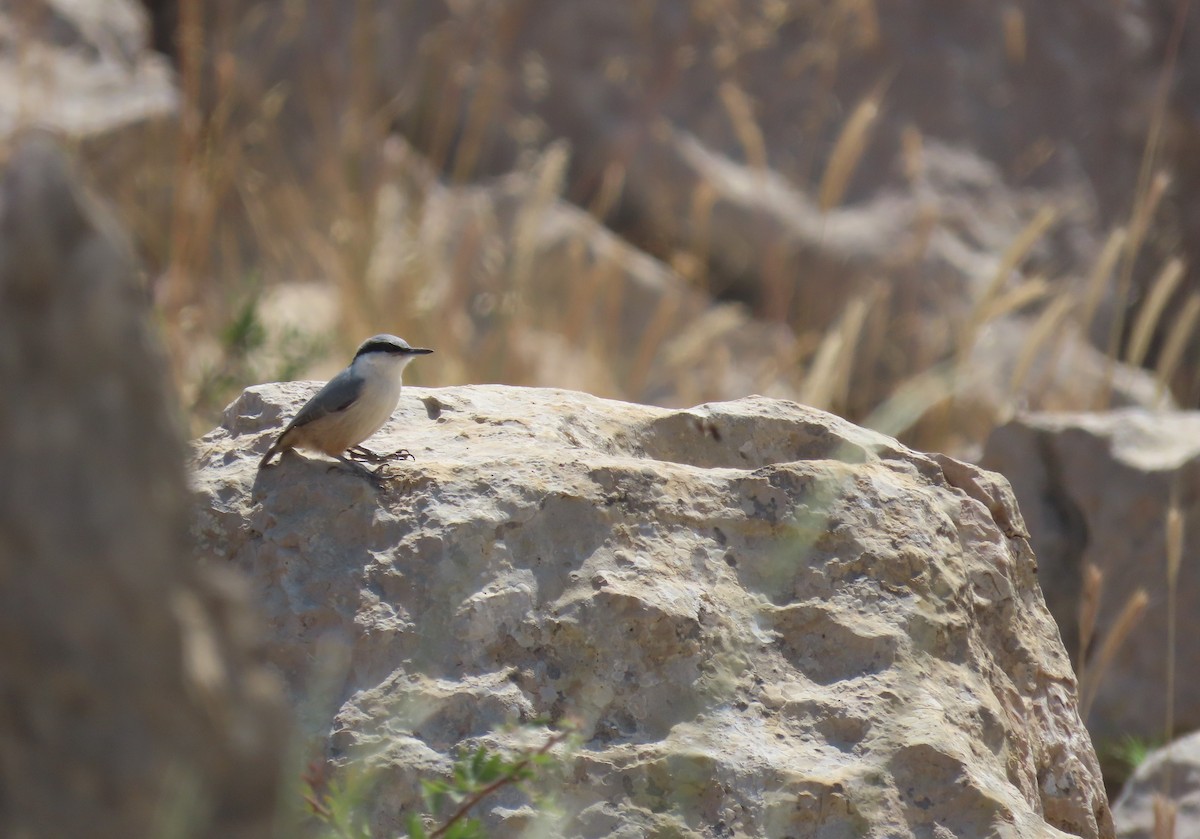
[{"x1": 193, "y1": 385, "x2": 1113, "y2": 838}]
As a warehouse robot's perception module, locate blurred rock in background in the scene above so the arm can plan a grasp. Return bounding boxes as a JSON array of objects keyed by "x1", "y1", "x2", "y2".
[
  {"x1": 0, "y1": 131, "x2": 285, "y2": 837},
  {"x1": 982, "y1": 412, "x2": 1200, "y2": 750},
  {"x1": 0, "y1": 0, "x2": 178, "y2": 265},
  {"x1": 125, "y1": 1, "x2": 1194, "y2": 441},
  {"x1": 1111, "y1": 731, "x2": 1200, "y2": 839}
]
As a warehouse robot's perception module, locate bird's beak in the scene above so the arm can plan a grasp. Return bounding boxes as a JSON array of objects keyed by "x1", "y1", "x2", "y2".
[{"x1": 407, "y1": 347, "x2": 434, "y2": 355}]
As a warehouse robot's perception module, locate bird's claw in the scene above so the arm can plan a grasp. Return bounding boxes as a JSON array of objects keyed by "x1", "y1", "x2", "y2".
[
  {"x1": 347, "y1": 445, "x2": 414, "y2": 463},
  {"x1": 346, "y1": 446, "x2": 384, "y2": 464}
]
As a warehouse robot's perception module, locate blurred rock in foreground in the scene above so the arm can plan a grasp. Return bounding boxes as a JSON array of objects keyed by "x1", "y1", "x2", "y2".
[
  {"x1": 194, "y1": 384, "x2": 1113, "y2": 838},
  {"x1": 0, "y1": 133, "x2": 283, "y2": 838},
  {"x1": 1112, "y1": 731, "x2": 1200, "y2": 839},
  {"x1": 982, "y1": 410, "x2": 1200, "y2": 746}
]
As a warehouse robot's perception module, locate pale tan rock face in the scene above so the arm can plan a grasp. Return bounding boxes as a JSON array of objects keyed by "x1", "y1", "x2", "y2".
[{"x1": 194, "y1": 385, "x2": 1113, "y2": 838}]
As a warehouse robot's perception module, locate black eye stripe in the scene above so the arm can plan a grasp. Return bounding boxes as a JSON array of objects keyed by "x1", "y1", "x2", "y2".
[{"x1": 351, "y1": 335, "x2": 432, "y2": 358}]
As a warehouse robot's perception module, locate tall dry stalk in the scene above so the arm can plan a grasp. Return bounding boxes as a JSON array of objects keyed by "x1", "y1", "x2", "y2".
[
  {"x1": 627, "y1": 293, "x2": 683, "y2": 398},
  {"x1": 978, "y1": 277, "x2": 1050, "y2": 325},
  {"x1": 799, "y1": 286, "x2": 878, "y2": 411},
  {"x1": 1009, "y1": 292, "x2": 1075, "y2": 399},
  {"x1": 1079, "y1": 586, "x2": 1149, "y2": 721},
  {"x1": 1154, "y1": 295, "x2": 1200, "y2": 403},
  {"x1": 1153, "y1": 794, "x2": 1177, "y2": 839},
  {"x1": 162, "y1": 0, "x2": 211, "y2": 352},
  {"x1": 1078, "y1": 227, "x2": 1127, "y2": 335},
  {"x1": 1002, "y1": 5, "x2": 1026, "y2": 66},
  {"x1": 1076, "y1": 562, "x2": 1103, "y2": 691},
  {"x1": 687, "y1": 180, "x2": 718, "y2": 293},
  {"x1": 719, "y1": 82, "x2": 768, "y2": 172},
  {"x1": 838, "y1": 0, "x2": 880, "y2": 49},
  {"x1": 1102, "y1": 0, "x2": 1192, "y2": 406},
  {"x1": 1125, "y1": 257, "x2": 1186, "y2": 369},
  {"x1": 589, "y1": 161, "x2": 628, "y2": 225},
  {"x1": 818, "y1": 83, "x2": 884, "y2": 211},
  {"x1": 1161, "y1": 489, "x2": 1184, "y2": 808},
  {"x1": 959, "y1": 207, "x2": 1057, "y2": 360}
]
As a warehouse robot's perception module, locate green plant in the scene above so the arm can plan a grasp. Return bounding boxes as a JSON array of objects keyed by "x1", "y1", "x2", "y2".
[
  {"x1": 1099, "y1": 734, "x2": 1161, "y2": 785},
  {"x1": 186, "y1": 287, "x2": 328, "y2": 433},
  {"x1": 303, "y1": 760, "x2": 379, "y2": 839},
  {"x1": 302, "y1": 724, "x2": 574, "y2": 839}
]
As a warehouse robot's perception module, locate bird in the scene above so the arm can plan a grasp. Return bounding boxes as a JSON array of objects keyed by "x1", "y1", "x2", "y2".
[{"x1": 259, "y1": 334, "x2": 433, "y2": 483}]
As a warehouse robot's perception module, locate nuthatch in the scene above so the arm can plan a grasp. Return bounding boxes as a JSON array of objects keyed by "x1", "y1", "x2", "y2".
[{"x1": 259, "y1": 334, "x2": 433, "y2": 483}]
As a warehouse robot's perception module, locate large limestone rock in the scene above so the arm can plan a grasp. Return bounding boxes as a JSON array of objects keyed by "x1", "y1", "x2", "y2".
[
  {"x1": 981, "y1": 410, "x2": 1200, "y2": 747},
  {"x1": 1112, "y1": 731, "x2": 1200, "y2": 839},
  {"x1": 193, "y1": 383, "x2": 1113, "y2": 837},
  {"x1": 0, "y1": 132, "x2": 284, "y2": 838}
]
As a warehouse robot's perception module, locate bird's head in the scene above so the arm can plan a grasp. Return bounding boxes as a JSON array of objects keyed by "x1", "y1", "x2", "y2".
[{"x1": 352, "y1": 334, "x2": 434, "y2": 372}]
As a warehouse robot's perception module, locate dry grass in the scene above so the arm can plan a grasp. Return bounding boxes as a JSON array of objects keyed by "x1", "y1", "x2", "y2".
[
  {"x1": 1126, "y1": 257, "x2": 1186, "y2": 369},
  {"x1": 1007, "y1": 293, "x2": 1074, "y2": 397},
  {"x1": 958, "y1": 207, "x2": 1057, "y2": 358},
  {"x1": 1162, "y1": 489, "x2": 1184, "y2": 807},
  {"x1": 1156, "y1": 295, "x2": 1200, "y2": 402},
  {"x1": 1078, "y1": 227, "x2": 1127, "y2": 335},
  {"x1": 92, "y1": 1, "x2": 1191, "y2": 444},
  {"x1": 818, "y1": 82, "x2": 884, "y2": 211},
  {"x1": 1075, "y1": 0, "x2": 1191, "y2": 411},
  {"x1": 1078, "y1": 578, "x2": 1150, "y2": 722},
  {"x1": 1153, "y1": 794, "x2": 1178, "y2": 839},
  {"x1": 1002, "y1": 5, "x2": 1026, "y2": 66},
  {"x1": 798, "y1": 285, "x2": 878, "y2": 411},
  {"x1": 718, "y1": 82, "x2": 768, "y2": 173}
]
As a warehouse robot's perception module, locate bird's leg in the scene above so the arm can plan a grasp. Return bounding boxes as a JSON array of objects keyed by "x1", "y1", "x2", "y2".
[
  {"x1": 346, "y1": 445, "x2": 388, "y2": 464},
  {"x1": 348, "y1": 444, "x2": 414, "y2": 463}
]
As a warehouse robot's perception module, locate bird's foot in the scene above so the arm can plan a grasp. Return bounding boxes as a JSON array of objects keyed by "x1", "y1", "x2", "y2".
[
  {"x1": 348, "y1": 445, "x2": 414, "y2": 463},
  {"x1": 346, "y1": 445, "x2": 386, "y2": 464}
]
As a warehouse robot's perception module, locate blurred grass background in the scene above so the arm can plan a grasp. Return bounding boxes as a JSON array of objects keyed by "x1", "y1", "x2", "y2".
[{"x1": 20, "y1": 0, "x2": 1185, "y2": 444}]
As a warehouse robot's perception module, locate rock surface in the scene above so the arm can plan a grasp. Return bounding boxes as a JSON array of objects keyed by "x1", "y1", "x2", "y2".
[
  {"x1": 193, "y1": 382, "x2": 1113, "y2": 838},
  {"x1": 982, "y1": 410, "x2": 1200, "y2": 746},
  {"x1": 1112, "y1": 731, "x2": 1200, "y2": 839},
  {"x1": 0, "y1": 133, "x2": 284, "y2": 837}
]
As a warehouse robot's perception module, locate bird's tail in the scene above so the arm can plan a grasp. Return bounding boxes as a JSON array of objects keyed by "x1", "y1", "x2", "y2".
[{"x1": 259, "y1": 436, "x2": 283, "y2": 469}]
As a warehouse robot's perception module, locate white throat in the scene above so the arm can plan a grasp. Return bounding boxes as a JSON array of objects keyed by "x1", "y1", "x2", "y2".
[{"x1": 352, "y1": 351, "x2": 415, "y2": 381}]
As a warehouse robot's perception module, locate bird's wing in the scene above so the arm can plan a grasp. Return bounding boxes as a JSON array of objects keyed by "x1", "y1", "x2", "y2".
[{"x1": 282, "y1": 369, "x2": 364, "y2": 432}]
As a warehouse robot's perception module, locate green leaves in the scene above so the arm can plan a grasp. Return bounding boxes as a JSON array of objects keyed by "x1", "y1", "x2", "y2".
[
  {"x1": 302, "y1": 761, "x2": 378, "y2": 839},
  {"x1": 303, "y1": 723, "x2": 575, "y2": 839}
]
